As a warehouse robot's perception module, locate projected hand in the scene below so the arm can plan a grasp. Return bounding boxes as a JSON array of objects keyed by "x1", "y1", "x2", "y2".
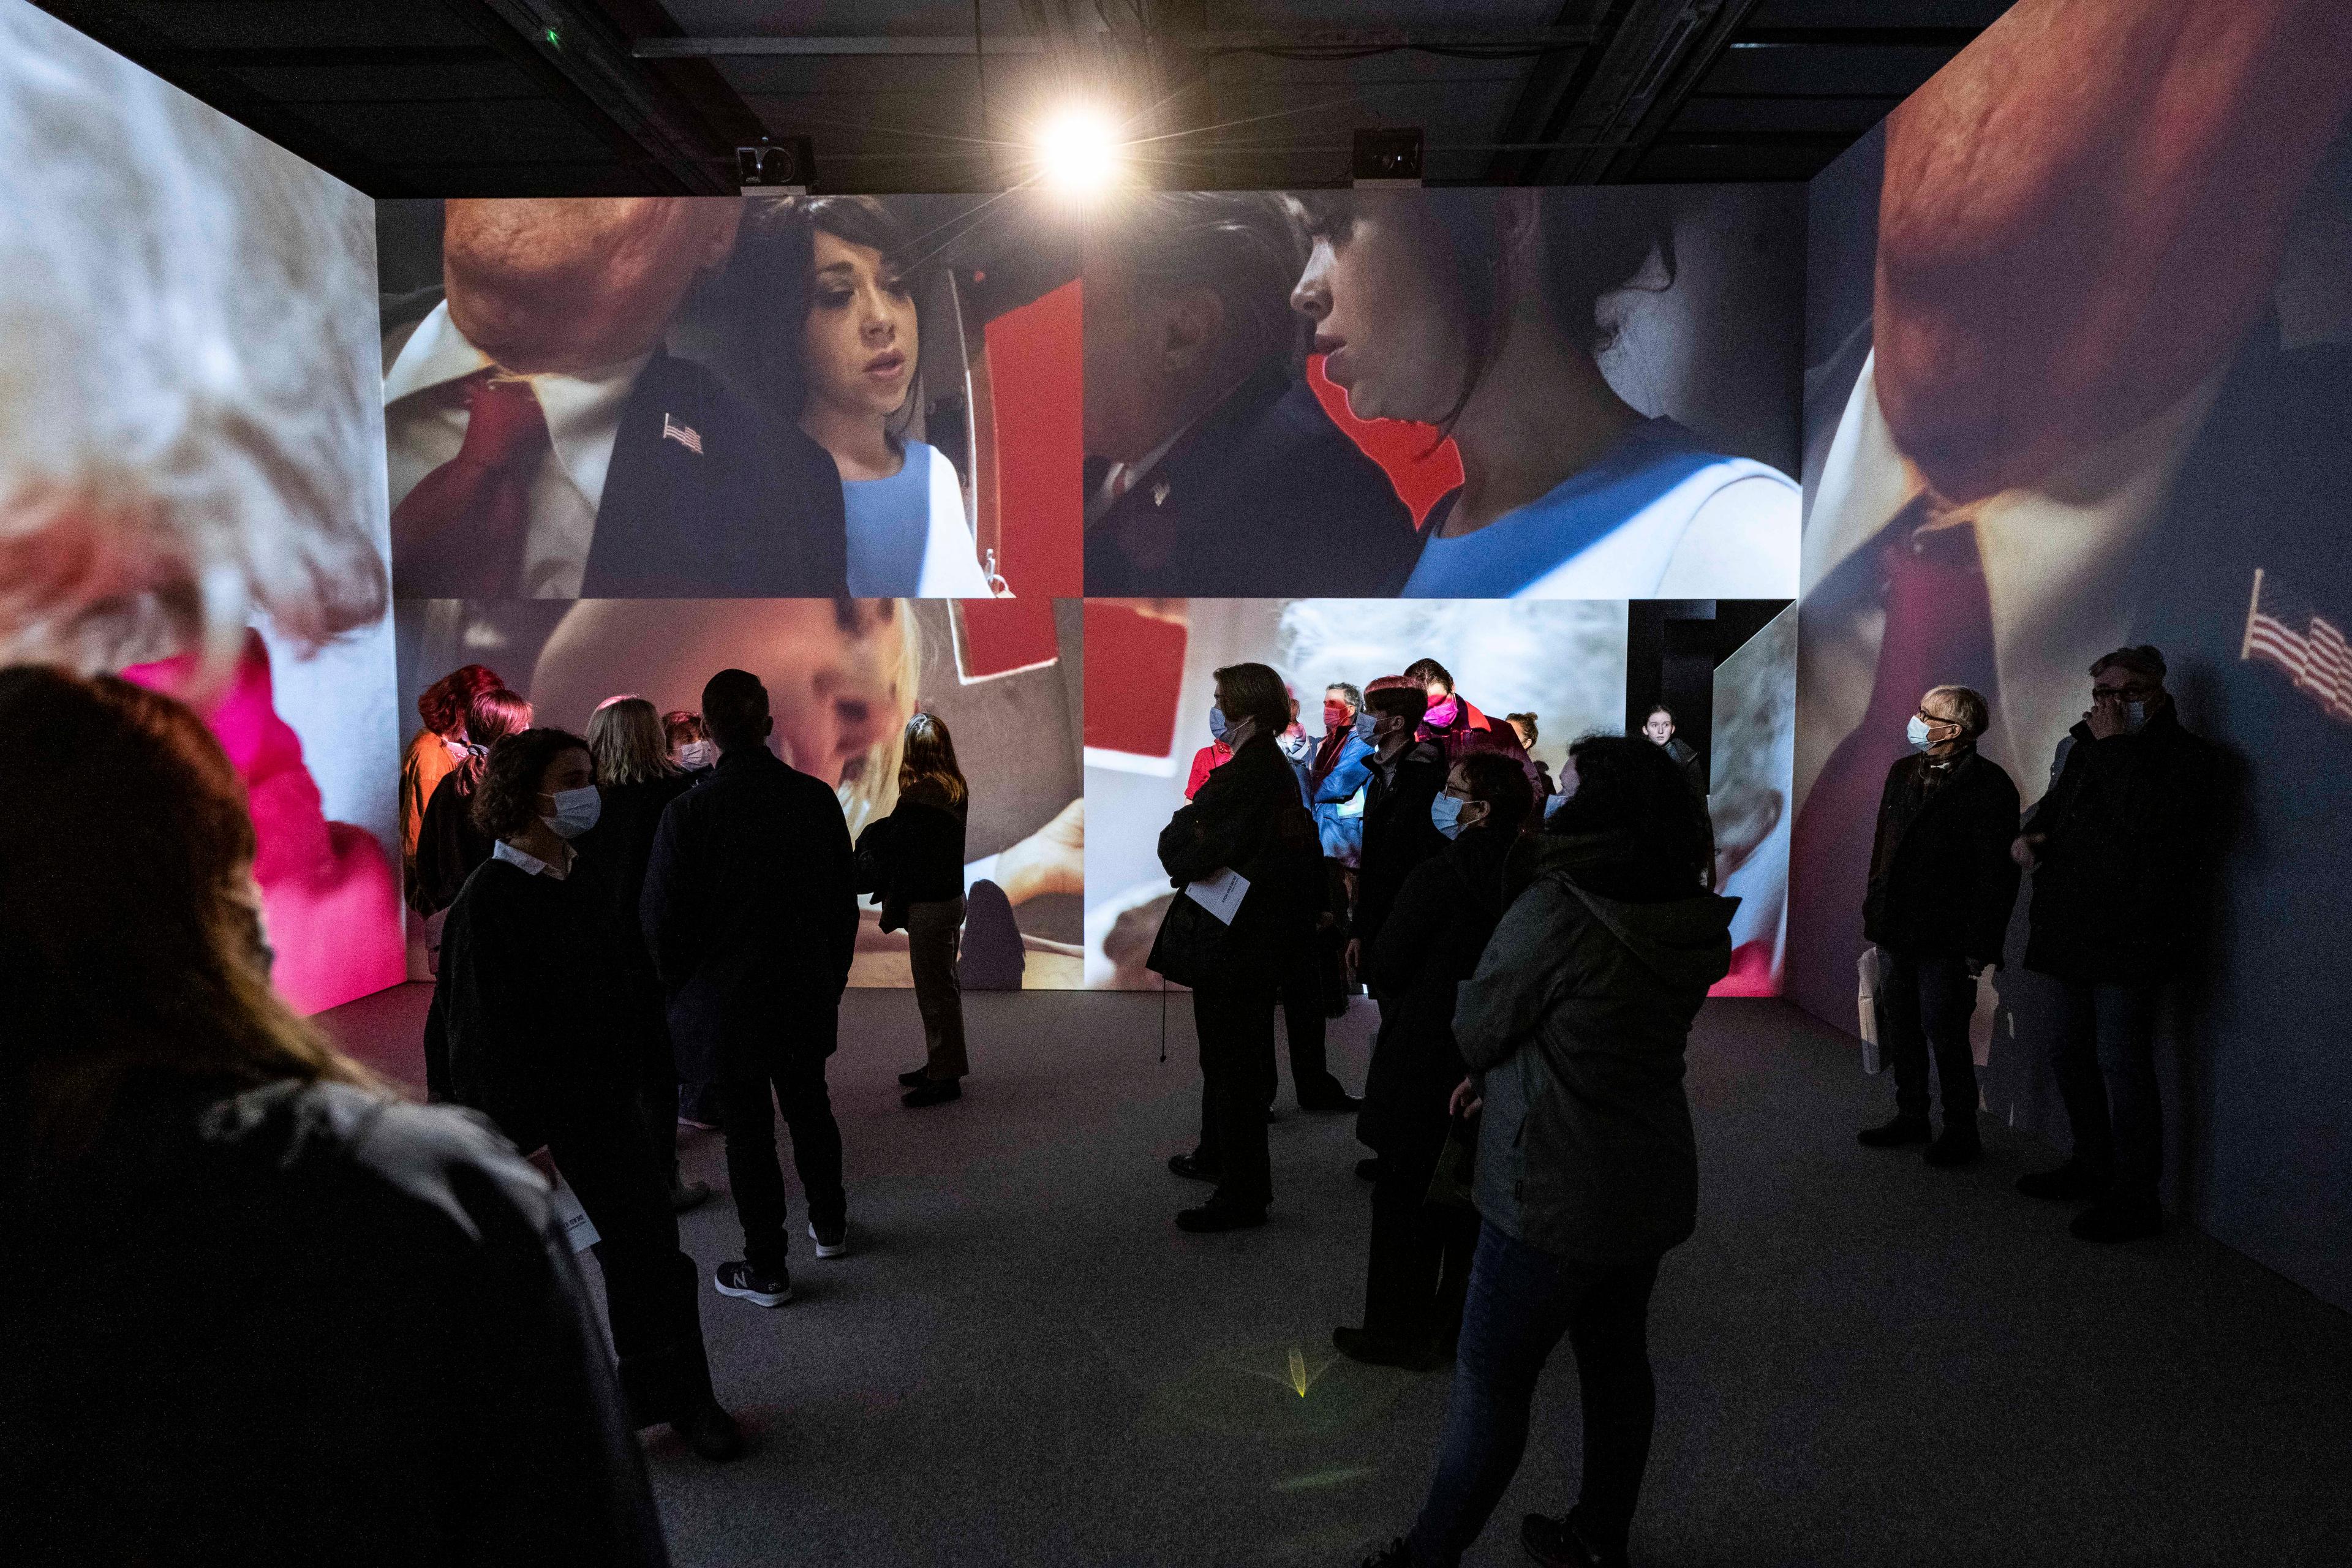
[{"x1": 995, "y1": 796, "x2": 1084, "y2": 905}]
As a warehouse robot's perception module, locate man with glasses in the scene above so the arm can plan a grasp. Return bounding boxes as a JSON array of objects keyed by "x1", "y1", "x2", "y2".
[
  {"x1": 1856, "y1": 685, "x2": 2021, "y2": 1166},
  {"x1": 2011, "y1": 646, "x2": 2219, "y2": 1242}
]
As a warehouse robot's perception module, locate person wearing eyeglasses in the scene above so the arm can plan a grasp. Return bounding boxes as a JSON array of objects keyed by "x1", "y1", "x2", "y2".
[
  {"x1": 1855, "y1": 684, "x2": 2021, "y2": 1167},
  {"x1": 2010, "y1": 646, "x2": 2219, "y2": 1242}
]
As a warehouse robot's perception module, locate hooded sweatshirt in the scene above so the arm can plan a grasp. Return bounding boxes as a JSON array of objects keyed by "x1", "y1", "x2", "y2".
[{"x1": 1455, "y1": 832, "x2": 1736, "y2": 1263}]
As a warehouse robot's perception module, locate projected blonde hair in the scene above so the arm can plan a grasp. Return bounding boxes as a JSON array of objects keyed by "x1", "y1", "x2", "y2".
[{"x1": 0, "y1": 7, "x2": 386, "y2": 679}]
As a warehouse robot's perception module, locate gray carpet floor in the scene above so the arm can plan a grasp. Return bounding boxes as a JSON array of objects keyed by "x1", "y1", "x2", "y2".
[{"x1": 323, "y1": 986, "x2": 2352, "y2": 1567}]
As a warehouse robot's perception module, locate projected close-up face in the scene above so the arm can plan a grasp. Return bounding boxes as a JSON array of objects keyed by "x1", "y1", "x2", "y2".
[
  {"x1": 441, "y1": 196, "x2": 741, "y2": 374},
  {"x1": 802, "y1": 228, "x2": 918, "y2": 421},
  {"x1": 530, "y1": 598, "x2": 912, "y2": 792},
  {"x1": 1291, "y1": 194, "x2": 1466, "y2": 424},
  {"x1": 1078, "y1": 246, "x2": 1167, "y2": 462}
]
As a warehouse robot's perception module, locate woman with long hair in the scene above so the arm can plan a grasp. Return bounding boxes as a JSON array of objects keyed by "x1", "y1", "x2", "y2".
[
  {"x1": 579, "y1": 696, "x2": 708, "y2": 1209},
  {"x1": 1366, "y1": 734, "x2": 1732, "y2": 1568},
  {"x1": 748, "y1": 196, "x2": 993, "y2": 597},
  {"x1": 427, "y1": 726, "x2": 743, "y2": 1463},
  {"x1": 0, "y1": 669, "x2": 667, "y2": 1565},
  {"x1": 1290, "y1": 189, "x2": 1798, "y2": 600},
  {"x1": 410, "y1": 686, "x2": 533, "y2": 922},
  {"x1": 860, "y1": 711, "x2": 973, "y2": 1106}
]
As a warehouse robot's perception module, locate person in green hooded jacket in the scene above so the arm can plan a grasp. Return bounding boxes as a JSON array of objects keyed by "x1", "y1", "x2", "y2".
[{"x1": 1363, "y1": 734, "x2": 1734, "y2": 1568}]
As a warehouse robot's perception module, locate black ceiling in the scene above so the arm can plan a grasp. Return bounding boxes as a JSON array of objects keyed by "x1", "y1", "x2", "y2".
[{"x1": 33, "y1": 1, "x2": 2011, "y2": 195}]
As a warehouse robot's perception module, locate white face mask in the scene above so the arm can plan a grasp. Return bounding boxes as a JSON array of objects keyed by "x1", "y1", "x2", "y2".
[
  {"x1": 1906, "y1": 714, "x2": 1936, "y2": 751},
  {"x1": 678, "y1": 739, "x2": 717, "y2": 770},
  {"x1": 543, "y1": 785, "x2": 601, "y2": 839}
]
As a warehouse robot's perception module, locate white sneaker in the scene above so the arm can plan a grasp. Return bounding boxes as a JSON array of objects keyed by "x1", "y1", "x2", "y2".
[{"x1": 809, "y1": 1220, "x2": 850, "y2": 1259}]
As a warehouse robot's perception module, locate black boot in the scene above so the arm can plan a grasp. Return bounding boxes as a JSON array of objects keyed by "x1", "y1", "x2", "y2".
[
  {"x1": 1858, "y1": 1113, "x2": 1932, "y2": 1147},
  {"x1": 2017, "y1": 1158, "x2": 2106, "y2": 1200},
  {"x1": 1923, "y1": 1121, "x2": 1982, "y2": 1167}
]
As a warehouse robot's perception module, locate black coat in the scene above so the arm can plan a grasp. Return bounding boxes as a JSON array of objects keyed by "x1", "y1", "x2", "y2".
[
  {"x1": 425, "y1": 856, "x2": 635, "y2": 1150},
  {"x1": 1354, "y1": 739, "x2": 1450, "y2": 990},
  {"x1": 2022, "y1": 709, "x2": 2220, "y2": 985},
  {"x1": 410, "y1": 766, "x2": 492, "y2": 917},
  {"x1": 1084, "y1": 364, "x2": 1422, "y2": 596},
  {"x1": 1358, "y1": 823, "x2": 1513, "y2": 1161},
  {"x1": 1663, "y1": 736, "x2": 1708, "y2": 799},
  {"x1": 854, "y1": 790, "x2": 968, "y2": 932},
  {"x1": 0, "y1": 1073, "x2": 665, "y2": 1568},
  {"x1": 385, "y1": 293, "x2": 849, "y2": 598},
  {"x1": 1861, "y1": 748, "x2": 2021, "y2": 963},
  {"x1": 1146, "y1": 733, "x2": 1325, "y2": 991},
  {"x1": 576, "y1": 773, "x2": 698, "y2": 1065},
  {"x1": 640, "y1": 746, "x2": 857, "y2": 1081}
]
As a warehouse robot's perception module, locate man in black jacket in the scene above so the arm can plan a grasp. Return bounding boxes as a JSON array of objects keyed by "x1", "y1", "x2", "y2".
[
  {"x1": 642, "y1": 669, "x2": 859, "y2": 1305},
  {"x1": 1082, "y1": 192, "x2": 1421, "y2": 595},
  {"x1": 2013, "y1": 646, "x2": 2219, "y2": 1242},
  {"x1": 1351, "y1": 676, "x2": 1451, "y2": 996},
  {"x1": 1856, "y1": 684, "x2": 2021, "y2": 1166}
]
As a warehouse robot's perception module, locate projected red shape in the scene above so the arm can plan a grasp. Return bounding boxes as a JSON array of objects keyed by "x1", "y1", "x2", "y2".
[
  {"x1": 1084, "y1": 601, "x2": 1188, "y2": 758},
  {"x1": 986, "y1": 279, "x2": 1083, "y2": 596},
  {"x1": 1307, "y1": 353, "x2": 1464, "y2": 530},
  {"x1": 956, "y1": 597, "x2": 1060, "y2": 678}
]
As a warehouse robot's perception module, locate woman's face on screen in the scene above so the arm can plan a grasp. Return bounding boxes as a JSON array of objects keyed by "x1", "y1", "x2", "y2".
[
  {"x1": 532, "y1": 600, "x2": 910, "y2": 791},
  {"x1": 801, "y1": 228, "x2": 918, "y2": 425},
  {"x1": 1290, "y1": 194, "x2": 1465, "y2": 425}
]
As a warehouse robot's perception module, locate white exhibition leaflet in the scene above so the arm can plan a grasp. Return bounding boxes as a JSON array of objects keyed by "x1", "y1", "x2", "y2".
[
  {"x1": 1183, "y1": 868, "x2": 1250, "y2": 926},
  {"x1": 547, "y1": 1171, "x2": 601, "y2": 1253}
]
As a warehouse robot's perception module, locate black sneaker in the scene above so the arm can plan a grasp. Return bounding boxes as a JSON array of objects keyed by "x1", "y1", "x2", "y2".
[
  {"x1": 1857, "y1": 1114, "x2": 1932, "y2": 1147},
  {"x1": 897, "y1": 1066, "x2": 931, "y2": 1088},
  {"x1": 1359, "y1": 1539, "x2": 1412, "y2": 1567},
  {"x1": 808, "y1": 1219, "x2": 850, "y2": 1259},
  {"x1": 713, "y1": 1259, "x2": 792, "y2": 1307},
  {"x1": 1923, "y1": 1126, "x2": 1982, "y2": 1167},
  {"x1": 1521, "y1": 1509, "x2": 1626, "y2": 1568},
  {"x1": 2017, "y1": 1159, "x2": 2106, "y2": 1200},
  {"x1": 1167, "y1": 1151, "x2": 1219, "y2": 1183},
  {"x1": 1175, "y1": 1202, "x2": 1267, "y2": 1233},
  {"x1": 671, "y1": 1400, "x2": 745, "y2": 1462},
  {"x1": 902, "y1": 1078, "x2": 962, "y2": 1107}
]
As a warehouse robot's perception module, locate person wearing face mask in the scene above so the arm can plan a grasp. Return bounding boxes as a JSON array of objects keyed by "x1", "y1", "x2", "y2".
[
  {"x1": 426, "y1": 726, "x2": 745, "y2": 1463},
  {"x1": 1309, "y1": 683, "x2": 1378, "y2": 865},
  {"x1": 748, "y1": 196, "x2": 993, "y2": 597},
  {"x1": 642, "y1": 669, "x2": 859, "y2": 1303},
  {"x1": 2010, "y1": 646, "x2": 2219, "y2": 1242},
  {"x1": 1351, "y1": 676, "x2": 1452, "y2": 1001},
  {"x1": 576, "y1": 698, "x2": 709, "y2": 1212},
  {"x1": 1340, "y1": 752, "x2": 1534, "y2": 1370},
  {"x1": 665, "y1": 709, "x2": 719, "y2": 775},
  {"x1": 410, "y1": 688, "x2": 536, "y2": 978},
  {"x1": 1855, "y1": 685, "x2": 2021, "y2": 1166},
  {"x1": 1184, "y1": 703, "x2": 1238, "y2": 801},
  {"x1": 1147, "y1": 662, "x2": 1329, "y2": 1231}
]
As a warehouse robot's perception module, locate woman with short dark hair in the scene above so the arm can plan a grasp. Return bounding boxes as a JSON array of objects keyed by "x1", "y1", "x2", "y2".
[
  {"x1": 1368, "y1": 734, "x2": 1733, "y2": 1568},
  {"x1": 0, "y1": 669, "x2": 668, "y2": 1566},
  {"x1": 1147, "y1": 662, "x2": 1326, "y2": 1231},
  {"x1": 428, "y1": 728, "x2": 743, "y2": 1463}
]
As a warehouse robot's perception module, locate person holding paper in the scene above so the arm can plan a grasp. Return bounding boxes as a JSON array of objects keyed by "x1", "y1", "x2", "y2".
[
  {"x1": 427, "y1": 726, "x2": 744, "y2": 1461},
  {"x1": 1147, "y1": 662, "x2": 1328, "y2": 1232}
]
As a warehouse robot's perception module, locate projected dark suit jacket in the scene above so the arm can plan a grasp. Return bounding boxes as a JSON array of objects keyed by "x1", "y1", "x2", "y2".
[
  {"x1": 1084, "y1": 363, "x2": 1422, "y2": 597},
  {"x1": 383, "y1": 292, "x2": 848, "y2": 598}
]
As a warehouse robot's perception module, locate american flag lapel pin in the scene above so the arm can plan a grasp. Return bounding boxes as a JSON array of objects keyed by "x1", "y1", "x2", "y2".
[
  {"x1": 1151, "y1": 478, "x2": 1171, "y2": 507},
  {"x1": 662, "y1": 413, "x2": 704, "y2": 455}
]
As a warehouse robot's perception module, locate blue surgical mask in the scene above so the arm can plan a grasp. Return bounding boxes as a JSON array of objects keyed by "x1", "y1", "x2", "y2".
[
  {"x1": 1431, "y1": 793, "x2": 1466, "y2": 839},
  {"x1": 1906, "y1": 714, "x2": 1934, "y2": 752},
  {"x1": 1208, "y1": 705, "x2": 1229, "y2": 744},
  {"x1": 543, "y1": 785, "x2": 602, "y2": 839},
  {"x1": 2122, "y1": 699, "x2": 2148, "y2": 733},
  {"x1": 1353, "y1": 710, "x2": 1378, "y2": 742}
]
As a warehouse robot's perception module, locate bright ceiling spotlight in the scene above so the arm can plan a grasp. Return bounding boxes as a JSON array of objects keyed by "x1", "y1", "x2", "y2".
[{"x1": 1035, "y1": 101, "x2": 1125, "y2": 196}]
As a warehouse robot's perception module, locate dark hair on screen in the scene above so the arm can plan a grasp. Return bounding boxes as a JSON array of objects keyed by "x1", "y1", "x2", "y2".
[
  {"x1": 1213, "y1": 662, "x2": 1292, "y2": 736},
  {"x1": 472, "y1": 728, "x2": 589, "y2": 843},
  {"x1": 744, "y1": 194, "x2": 921, "y2": 431},
  {"x1": 1456, "y1": 748, "x2": 1535, "y2": 833},
  {"x1": 1298, "y1": 188, "x2": 1674, "y2": 438},
  {"x1": 1547, "y1": 733, "x2": 1713, "y2": 902},
  {"x1": 701, "y1": 668, "x2": 771, "y2": 752},
  {"x1": 417, "y1": 663, "x2": 503, "y2": 737},
  {"x1": 0, "y1": 668, "x2": 375, "y2": 1170},
  {"x1": 1104, "y1": 192, "x2": 1311, "y2": 378}
]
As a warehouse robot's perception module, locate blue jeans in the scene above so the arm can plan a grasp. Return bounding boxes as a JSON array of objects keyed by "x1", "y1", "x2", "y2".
[{"x1": 1405, "y1": 1225, "x2": 1662, "y2": 1566}]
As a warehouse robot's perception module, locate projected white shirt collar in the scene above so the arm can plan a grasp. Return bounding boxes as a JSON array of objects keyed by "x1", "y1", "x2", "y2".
[{"x1": 383, "y1": 301, "x2": 654, "y2": 598}]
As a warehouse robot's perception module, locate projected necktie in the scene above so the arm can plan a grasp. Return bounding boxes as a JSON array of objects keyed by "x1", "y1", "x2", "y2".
[
  {"x1": 391, "y1": 371, "x2": 550, "y2": 597},
  {"x1": 1789, "y1": 508, "x2": 2000, "y2": 963}
]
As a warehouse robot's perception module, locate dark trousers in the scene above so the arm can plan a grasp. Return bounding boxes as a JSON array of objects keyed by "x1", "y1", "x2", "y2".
[
  {"x1": 1191, "y1": 982, "x2": 1276, "y2": 1212},
  {"x1": 906, "y1": 897, "x2": 970, "y2": 1080},
  {"x1": 1406, "y1": 1226, "x2": 1661, "y2": 1567},
  {"x1": 1879, "y1": 948, "x2": 1978, "y2": 1127},
  {"x1": 545, "y1": 1098, "x2": 713, "y2": 1427},
  {"x1": 2049, "y1": 980, "x2": 2163, "y2": 1207},
  {"x1": 1362, "y1": 1150, "x2": 1480, "y2": 1348},
  {"x1": 1272, "y1": 949, "x2": 1343, "y2": 1105},
  {"x1": 719, "y1": 1048, "x2": 847, "y2": 1275}
]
